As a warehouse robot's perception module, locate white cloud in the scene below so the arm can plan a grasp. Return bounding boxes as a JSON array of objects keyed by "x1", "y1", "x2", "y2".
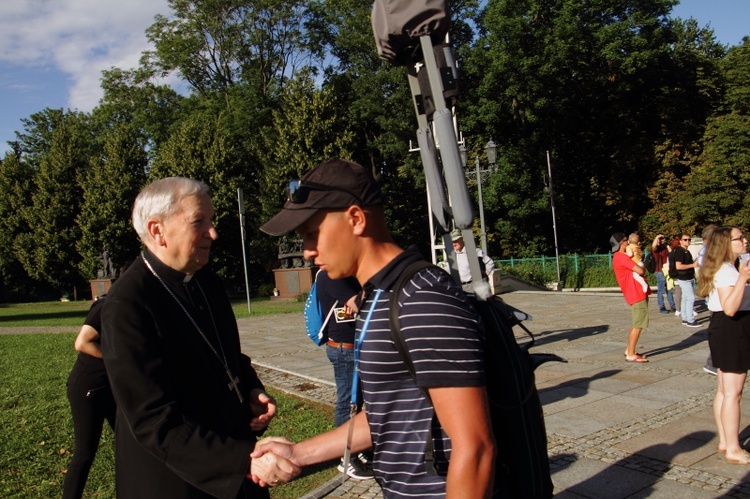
[{"x1": 0, "y1": 0, "x2": 171, "y2": 111}]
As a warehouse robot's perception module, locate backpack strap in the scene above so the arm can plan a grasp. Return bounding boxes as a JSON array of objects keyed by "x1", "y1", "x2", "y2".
[
  {"x1": 388, "y1": 260, "x2": 440, "y2": 473},
  {"x1": 388, "y1": 260, "x2": 435, "y2": 390}
]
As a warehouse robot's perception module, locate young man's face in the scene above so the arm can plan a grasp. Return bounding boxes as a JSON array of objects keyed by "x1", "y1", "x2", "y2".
[
  {"x1": 159, "y1": 193, "x2": 218, "y2": 274},
  {"x1": 680, "y1": 235, "x2": 691, "y2": 249},
  {"x1": 297, "y1": 209, "x2": 357, "y2": 279}
]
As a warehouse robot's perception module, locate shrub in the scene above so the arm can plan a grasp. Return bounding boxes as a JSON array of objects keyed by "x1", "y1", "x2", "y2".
[{"x1": 496, "y1": 254, "x2": 657, "y2": 289}]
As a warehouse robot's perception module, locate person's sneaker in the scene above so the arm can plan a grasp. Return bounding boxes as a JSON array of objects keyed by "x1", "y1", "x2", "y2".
[
  {"x1": 338, "y1": 458, "x2": 374, "y2": 480},
  {"x1": 703, "y1": 364, "x2": 717, "y2": 375},
  {"x1": 675, "y1": 310, "x2": 681, "y2": 317},
  {"x1": 356, "y1": 452, "x2": 371, "y2": 465},
  {"x1": 660, "y1": 309, "x2": 669, "y2": 314},
  {"x1": 683, "y1": 320, "x2": 701, "y2": 328}
]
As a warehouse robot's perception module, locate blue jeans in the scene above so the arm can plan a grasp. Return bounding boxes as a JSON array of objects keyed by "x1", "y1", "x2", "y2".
[
  {"x1": 655, "y1": 272, "x2": 675, "y2": 311},
  {"x1": 676, "y1": 279, "x2": 696, "y2": 322},
  {"x1": 326, "y1": 344, "x2": 360, "y2": 428}
]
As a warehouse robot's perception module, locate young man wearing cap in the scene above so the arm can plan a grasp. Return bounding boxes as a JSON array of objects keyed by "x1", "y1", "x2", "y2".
[
  {"x1": 255, "y1": 158, "x2": 496, "y2": 498},
  {"x1": 611, "y1": 232, "x2": 651, "y2": 363},
  {"x1": 451, "y1": 228, "x2": 495, "y2": 294}
]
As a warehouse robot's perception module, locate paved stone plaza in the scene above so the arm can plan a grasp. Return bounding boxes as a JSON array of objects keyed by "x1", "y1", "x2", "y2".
[{"x1": 238, "y1": 290, "x2": 750, "y2": 498}]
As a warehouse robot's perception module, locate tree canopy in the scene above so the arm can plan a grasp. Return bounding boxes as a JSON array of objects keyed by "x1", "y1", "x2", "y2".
[{"x1": 1, "y1": 0, "x2": 748, "y2": 300}]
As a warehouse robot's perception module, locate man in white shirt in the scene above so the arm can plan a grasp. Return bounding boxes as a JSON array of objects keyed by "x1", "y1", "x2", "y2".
[{"x1": 451, "y1": 229, "x2": 495, "y2": 293}]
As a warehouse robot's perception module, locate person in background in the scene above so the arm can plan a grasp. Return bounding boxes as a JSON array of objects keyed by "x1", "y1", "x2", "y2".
[
  {"x1": 314, "y1": 270, "x2": 373, "y2": 480},
  {"x1": 63, "y1": 296, "x2": 116, "y2": 499},
  {"x1": 101, "y1": 177, "x2": 297, "y2": 498},
  {"x1": 651, "y1": 234, "x2": 676, "y2": 314},
  {"x1": 697, "y1": 227, "x2": 750, "y2": 464},
  {"x1": 451, "y1": 228, "x2": 495, "y2": 294},
  {"x1": 669, "y1": 235, "x2": 683, "y2": 317},
  {"x1": 674, "y1": 232, "x2": 701, "y2": 327},
  {"x1": 626, "y1": 232, "x2": 649, "y2": 293},
  {"x1": 611, "y1": 232, "x2": 651, "y2": 363}
]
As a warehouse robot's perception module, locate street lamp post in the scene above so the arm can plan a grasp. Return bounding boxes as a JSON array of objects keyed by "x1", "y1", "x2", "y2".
[
  {"x1": 459, "y1": 140, "x2": 497, "y2": 255},
  {"x1": 544, "y1": 151, "x2": 561, "y2": 285}
]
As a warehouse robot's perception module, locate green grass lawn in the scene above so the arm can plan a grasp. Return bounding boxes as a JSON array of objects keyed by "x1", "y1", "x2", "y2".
[
  {"x1": 0, "y1": 298, "x2": 304, "y2": 327},
  {"x1": 0, "y1": 331, "x2": 336, "y2": 498}
]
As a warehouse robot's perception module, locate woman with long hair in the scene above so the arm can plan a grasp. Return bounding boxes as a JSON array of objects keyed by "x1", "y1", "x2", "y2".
[{"x1": 697, "y1": 226, "x2": 750, "y2": 464}]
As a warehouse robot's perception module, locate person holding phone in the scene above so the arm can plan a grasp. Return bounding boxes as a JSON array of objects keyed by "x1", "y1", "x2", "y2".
[{"x1": 697, "y1": 227, "x2": 750, "y2": 464}]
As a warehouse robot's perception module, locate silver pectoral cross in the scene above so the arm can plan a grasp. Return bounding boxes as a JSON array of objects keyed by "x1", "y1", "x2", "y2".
[{"x1": 226, "y1": 370, "x2": 244, "y2": 403}]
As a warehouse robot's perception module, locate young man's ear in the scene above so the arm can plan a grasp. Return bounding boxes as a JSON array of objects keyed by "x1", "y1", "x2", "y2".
[{"x1": 346, "y1": 205, "x2": 367, "y2": 236}]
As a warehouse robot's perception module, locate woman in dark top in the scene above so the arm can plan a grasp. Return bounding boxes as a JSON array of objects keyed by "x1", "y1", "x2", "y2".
[{"x1": 62, "y1": 297, "x2": 116, "y2": 499}]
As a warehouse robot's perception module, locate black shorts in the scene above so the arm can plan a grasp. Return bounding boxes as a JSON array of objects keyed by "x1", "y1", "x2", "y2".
[{"x1": 708, "y1": 311, "x2": 750, "y2": 373}]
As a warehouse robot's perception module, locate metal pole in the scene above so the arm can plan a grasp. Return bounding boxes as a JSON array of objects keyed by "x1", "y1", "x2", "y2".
[
  {"x1": 546, "y1": 151, "x2": 561, "y2": 284},
  {"x1": 476, "y1": 156, "x2": 488, "y2": 255},
  {"x1": 237, "y1": 188, "x2": 252, "y2": 314}
]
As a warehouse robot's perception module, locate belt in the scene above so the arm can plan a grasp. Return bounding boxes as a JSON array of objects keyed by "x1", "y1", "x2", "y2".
[{"x1": 327, "y1": 340, "x2": 355, "y2": 349}]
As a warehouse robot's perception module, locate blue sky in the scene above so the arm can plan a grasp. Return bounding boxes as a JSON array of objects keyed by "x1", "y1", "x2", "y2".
[{"x1": 0, "y1": 0, "x2": 748, "y2": 157}]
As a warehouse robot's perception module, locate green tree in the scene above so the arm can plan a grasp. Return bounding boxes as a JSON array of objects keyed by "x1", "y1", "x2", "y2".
[
  {"x1": 76, "y1": 123, "x2": 148, "y2": 280},
  {"x1": 258, "y1": 72, "x2": 355, "y2": 218},
  {"x1": 143, "y1": 0, "x2": 313, "y2": 97},
  {"x1": 678, "y1": 39, "x2": 750, "y2": 230},
  {"x1": 95, "y1": 67, "x2": 185, "y2": 157},
  {"x1": 10, "y1": 109, "x2": 67, "y2": 167},
  {"x1": 461, "y1": 0, "x2": 730, "y2": 255},
  {"x1": 149, "y1": 112, "x2": 251, "y2": 287},
  {"x1": 0, "y1": 152, "x2": 37, "y2": 295},
  {"x1": 14, "y1": 112, "x2": 94, "y2": 292}
]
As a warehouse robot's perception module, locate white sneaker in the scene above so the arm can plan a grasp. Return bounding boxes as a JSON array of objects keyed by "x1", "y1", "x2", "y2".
[
  {"x1": 337, "y1": 458, "x2": 374, "y2": 480},
  {"x1": 675, "y1": 311, "x2": 681, "y2": 317}
]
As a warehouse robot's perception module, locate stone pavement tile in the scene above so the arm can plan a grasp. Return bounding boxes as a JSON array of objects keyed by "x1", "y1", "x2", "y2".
[
  {"x1": 641, "y1": 336, "x2": 709, "y2": 363},
  {"x1": 544, "y1": 393, "x2": 657, "y2": 437},
  {"x1": 584, "y1": 370, "x2": 671, "y2": 395},
  {"x1": 653, "y1": 353, "x2": 713, "y2": 374},
  {"x1": 551, "y1": 490, "x2": 589, "y2": 499},
  {"x1": 692, "y1": 448, "x2": 750, "y2": 483},
  {"x1": 539, "y1": 368, "x2": 671, "y2": 415},
  {"x1": 632, "y1": 477, "x2": 723, "y2": 498},
  {"x1": 540, "y1": 386, "x2": 613, "y2": 417},
  {"x1": 631, "y1": 375, "x2": 714, "y2": 404},
  {"x1": 617, "y1": 427, "x2": 717, "y2": 467},
  {"x1": 616, "y1": 407, "x2": 719, "y2": 466},
  {"x1": 551, "y1": 456, "x2": 659, "y2": 498},
  {"x1": 534, "y1": 362, "x2": 603, "y2": 387}
]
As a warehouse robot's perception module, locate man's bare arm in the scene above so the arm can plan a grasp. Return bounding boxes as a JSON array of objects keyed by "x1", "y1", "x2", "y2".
[{"x1": 430, "y1": 386, "x2": 496, "y2": 498}]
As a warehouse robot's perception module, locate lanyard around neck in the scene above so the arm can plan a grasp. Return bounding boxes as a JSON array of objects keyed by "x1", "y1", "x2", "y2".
[{"x1": 350, "y1": 288, "x2": 383, "y2": 405}]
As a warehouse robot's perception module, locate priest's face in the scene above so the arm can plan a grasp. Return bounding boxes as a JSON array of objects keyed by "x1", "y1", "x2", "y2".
[{"x1": 160, "y1": 193, "x2": 218, "y2": 274}]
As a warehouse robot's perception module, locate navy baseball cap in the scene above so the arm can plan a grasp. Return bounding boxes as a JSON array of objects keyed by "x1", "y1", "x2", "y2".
[{"x1": 260, "y1": 158, "x2": 383, "y2": 236}]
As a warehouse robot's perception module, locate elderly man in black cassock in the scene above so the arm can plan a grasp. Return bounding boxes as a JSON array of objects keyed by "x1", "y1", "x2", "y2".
[{"x1": 102, "y1": 177, "x2": 298, "y2": 498}]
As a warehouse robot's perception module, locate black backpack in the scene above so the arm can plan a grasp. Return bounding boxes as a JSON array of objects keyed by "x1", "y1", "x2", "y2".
[
  {"x1": 668, "y1": 251, "x2": 678, "y2": 279},
  {"x1": 389, "y1": 261, "x2": 554, "y2": 498},
  {"x1": 644, "y1": 251, "x2": 657, "y2": 273}
]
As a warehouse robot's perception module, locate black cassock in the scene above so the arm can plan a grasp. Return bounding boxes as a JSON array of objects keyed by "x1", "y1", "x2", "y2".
[{"x1": 102, "y1": 249, "x2": 269, "y2": 499}]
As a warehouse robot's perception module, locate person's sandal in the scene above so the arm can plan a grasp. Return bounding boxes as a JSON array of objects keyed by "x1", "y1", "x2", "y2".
[
  {"x1": 625, "y1": 354, "x2": 648, "y2": 363},
  {"x1": 726, "y1": 451, "x2": 750, "y2": 465}
]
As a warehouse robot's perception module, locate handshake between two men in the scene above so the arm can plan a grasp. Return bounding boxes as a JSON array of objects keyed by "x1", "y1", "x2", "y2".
[{"x1": 247, "y1": 408, "x2": 373, "y2": 487}]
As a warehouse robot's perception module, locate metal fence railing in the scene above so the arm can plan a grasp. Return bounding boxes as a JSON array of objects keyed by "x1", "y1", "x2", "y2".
[{"x1": 493, "y1": 254, "x2": 632, "y2": 289}]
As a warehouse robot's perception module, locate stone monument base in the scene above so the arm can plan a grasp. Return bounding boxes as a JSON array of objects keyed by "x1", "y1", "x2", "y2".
[
  {"x1": 90, "y1": 279, "x2": 113, "y2": 299},
  {"x1": 272, "y1": 267, "x2": 315, "y2": 298}
]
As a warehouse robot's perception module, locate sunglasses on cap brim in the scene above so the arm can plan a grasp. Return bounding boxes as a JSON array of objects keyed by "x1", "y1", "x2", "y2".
[{"x1": 285, "y1": 179, "x2": 364, "y2": 205}]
